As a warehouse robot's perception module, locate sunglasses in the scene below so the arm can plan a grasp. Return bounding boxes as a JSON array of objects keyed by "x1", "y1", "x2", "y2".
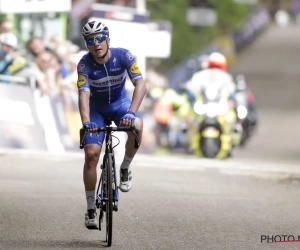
[{"x1": 86, "y1": 35, "x2": 108, "y2": 46}]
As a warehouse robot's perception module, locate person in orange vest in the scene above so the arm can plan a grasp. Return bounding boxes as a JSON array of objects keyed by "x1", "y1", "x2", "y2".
[{"x1": 151, "y1": 87, "x2": 192, "y2": 148}]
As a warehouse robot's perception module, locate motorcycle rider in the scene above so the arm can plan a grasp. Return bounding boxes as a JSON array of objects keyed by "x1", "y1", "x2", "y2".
[
  {"x1": 186, "y1": 52, "x2": 242, "y2": 149},
  {"x1": 186, "y1": 52, "x2": 236, "y2": 111}
]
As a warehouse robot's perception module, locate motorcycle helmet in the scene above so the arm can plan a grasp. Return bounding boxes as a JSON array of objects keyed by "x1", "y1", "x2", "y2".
[{"x1": 207, "y1": 52, "x2": 227, "y2": 72}]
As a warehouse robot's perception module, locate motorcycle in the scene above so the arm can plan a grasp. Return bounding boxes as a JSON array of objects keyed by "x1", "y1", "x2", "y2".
[
  {"x1": 189, "y1": 88, "x2": 240, "y2": 159},
  {"x1": 235, "y1": 75, "x2": 258, "y2": 146},
  {"x1": 236, "y1": 100, "x2": 257, "y2": 146}
]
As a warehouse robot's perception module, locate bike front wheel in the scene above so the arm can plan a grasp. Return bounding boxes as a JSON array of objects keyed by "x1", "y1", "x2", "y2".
[{"x1": 105, "y1": 153, "x2": 113, "y2": 247}]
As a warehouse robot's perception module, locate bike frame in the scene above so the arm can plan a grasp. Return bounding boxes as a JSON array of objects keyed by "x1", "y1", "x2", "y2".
[
  {"x1": 96, "y1": 126, "x2": 119, "y2": 212},
  {"x1": 79, "y1": 121, "x2": 139, "y2": 246}
]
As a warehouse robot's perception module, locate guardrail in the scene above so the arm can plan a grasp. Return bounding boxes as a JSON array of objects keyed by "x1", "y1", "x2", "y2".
[{"x1": 0, "y1": 74, "x2": 36, "y2": 89}]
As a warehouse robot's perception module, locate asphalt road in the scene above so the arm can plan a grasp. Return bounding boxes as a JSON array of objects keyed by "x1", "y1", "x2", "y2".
[
  {"x1": 1, "y1": 24, "x2": 300, "y2": 250},
  {"x1": 1, "y1": 153, "x2": 300, "y2": 250},
  {"x1": 229, "y1": 24, "x2": 300, "y2": 164}
]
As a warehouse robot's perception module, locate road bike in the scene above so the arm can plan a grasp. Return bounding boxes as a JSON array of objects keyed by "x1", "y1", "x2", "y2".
[{"x1": 80, "y1": 118, "x2": 140, "y2": 247}]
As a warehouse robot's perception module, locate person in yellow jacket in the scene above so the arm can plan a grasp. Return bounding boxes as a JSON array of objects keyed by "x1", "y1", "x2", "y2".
[{"x1": 151, "y1": 87, "x2": 193, "y2": 148}]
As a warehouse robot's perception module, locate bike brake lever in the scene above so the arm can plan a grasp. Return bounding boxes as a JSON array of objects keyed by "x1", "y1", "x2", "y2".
[
  {"x1": 131, "y1": 126, "x2": 140, "y2": 149},
  {"x1": 79, "y1": 125, "x2": 89, "y2": 149}
]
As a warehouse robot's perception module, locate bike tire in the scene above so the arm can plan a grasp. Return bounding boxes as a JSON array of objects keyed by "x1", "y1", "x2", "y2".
[{"x1": 105, "y1": 153, "x2": 113, "y2": 247}]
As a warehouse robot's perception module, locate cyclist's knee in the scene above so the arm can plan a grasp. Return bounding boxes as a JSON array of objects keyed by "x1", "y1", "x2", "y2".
[{"x1": 84, "y1": 144, "x2": 101, "y2": 166}]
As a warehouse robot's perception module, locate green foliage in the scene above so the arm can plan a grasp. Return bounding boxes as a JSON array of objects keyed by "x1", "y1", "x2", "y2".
[
  {"x1": 210, "y1": 0, "x2": 250, "y2": 30},
  {"x1": 147, "y1": 0, "x2": 250, "y2": 72},
  {"x1": 0, "y1": 14, "x2": 8, "y2": 23}
]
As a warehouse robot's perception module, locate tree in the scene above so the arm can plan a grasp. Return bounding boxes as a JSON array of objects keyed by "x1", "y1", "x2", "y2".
[{"x1": 147, "y1": 0, "x2": 249, "y2": 72}]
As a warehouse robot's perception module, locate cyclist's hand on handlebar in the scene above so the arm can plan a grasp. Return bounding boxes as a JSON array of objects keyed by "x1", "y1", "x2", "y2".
[
  {"x1": 120, "y1": 111, "x2": 135, "y2": 126},
  {"x1": 83, "y1": 122, "x2": 98, "y2": 132}
]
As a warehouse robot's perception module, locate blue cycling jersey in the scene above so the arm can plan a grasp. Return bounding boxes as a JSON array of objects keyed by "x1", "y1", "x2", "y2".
[{"x1": 76, "y1": 47, "x2": 143, "y2": 104}]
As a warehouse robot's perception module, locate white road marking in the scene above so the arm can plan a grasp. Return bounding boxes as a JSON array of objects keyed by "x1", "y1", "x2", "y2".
[{"x1": 0, "y1": 149, "x2": 299, "y2": 177}]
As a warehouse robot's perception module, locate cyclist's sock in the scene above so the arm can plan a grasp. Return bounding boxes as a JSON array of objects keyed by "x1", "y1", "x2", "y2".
[
  {"x1": 120, "y1": 155, "x2": 133, "y2": 170},
  {"x1": 86, "y1": 190, "x2": 96, "y2": 210}
]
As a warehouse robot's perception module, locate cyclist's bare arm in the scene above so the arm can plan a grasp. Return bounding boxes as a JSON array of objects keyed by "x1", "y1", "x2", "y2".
[
  {"x1": 79, "y1": 91, "x2": 90, "y2": 124},
  {"x1": 128, "y1": 79, "x2": 147, "y2": 114}
]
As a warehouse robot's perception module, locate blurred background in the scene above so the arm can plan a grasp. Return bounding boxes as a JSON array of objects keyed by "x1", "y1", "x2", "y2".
[
  {"x1": 0, "y1": 0, "x2": 299, "y2": 163},
  {"x1": 2, "y1": 2, "x2": 300, "y2": 248}
]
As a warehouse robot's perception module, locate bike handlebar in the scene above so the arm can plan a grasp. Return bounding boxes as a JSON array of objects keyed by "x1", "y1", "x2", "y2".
[{"x1": 79, "y1": 125, "x2": 140, "y2": 150}]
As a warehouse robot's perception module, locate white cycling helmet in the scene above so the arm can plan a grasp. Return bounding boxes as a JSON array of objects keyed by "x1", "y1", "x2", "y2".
[
  {"x1": 0, "y1": 32, "x2": 17, "y2": 48},
  {"x1": 82, "y1": 20, "x2": 109, "y2": 39}
]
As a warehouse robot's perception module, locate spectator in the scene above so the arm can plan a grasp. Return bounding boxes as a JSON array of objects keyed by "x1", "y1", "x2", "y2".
[
  {"x1": 24, "y1": 37, "x2": 46, "y2": 63},
  {"x1": 59, "y1": 52, "x2": 83, "y2": 111},
  {"x1": 275, "y1": 9, "x2": 290, "y2": 27},
  {"x1": 0, "y1": 32, "x2": 18, "y2": 83},
  {"x1": 0, "y1": 19, "x2": 13, "y2": 34},
  {"x1": 14, "y1": 51, "x2": 56, "y2": 96}
]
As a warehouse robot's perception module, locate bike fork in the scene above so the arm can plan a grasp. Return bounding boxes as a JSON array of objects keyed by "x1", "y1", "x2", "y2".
[
  {"x1": 96, "y1": 158, "x2": 119, "y2": 214},
  {"x1": 112, "y1": 156, "x2": 119, "y2": 212}
]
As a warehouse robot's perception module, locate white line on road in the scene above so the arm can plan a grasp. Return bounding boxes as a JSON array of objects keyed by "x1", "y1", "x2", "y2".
[{"x1": 0, "y1": 148, "x2": 299, "y2": 177}]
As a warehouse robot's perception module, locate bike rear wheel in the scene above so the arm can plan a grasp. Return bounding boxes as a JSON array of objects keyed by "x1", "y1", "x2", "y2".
[{"x1": 105, "y1": 153, "x2": 113, "y2": 247}]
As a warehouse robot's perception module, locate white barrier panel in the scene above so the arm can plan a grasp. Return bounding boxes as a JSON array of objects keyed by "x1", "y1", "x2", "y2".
[
  {"x1": 0, "y1": 84, "x2": 47, "y2": 150},
  {"x1": 33, "y1": 91, "x2": 65, "y2": 153}
]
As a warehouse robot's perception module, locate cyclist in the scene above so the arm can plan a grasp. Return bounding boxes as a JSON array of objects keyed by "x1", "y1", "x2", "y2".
[{"x1": 77, "y1": 20, "x2": 147, "y2": 228}]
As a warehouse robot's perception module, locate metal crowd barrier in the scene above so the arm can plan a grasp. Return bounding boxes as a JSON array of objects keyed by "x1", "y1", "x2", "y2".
[{"x1": 0, "y1": 74, "x2": 36, "y2": 89}]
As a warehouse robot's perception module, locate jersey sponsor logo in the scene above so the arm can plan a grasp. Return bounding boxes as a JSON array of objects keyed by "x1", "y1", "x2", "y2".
[
  {"x1": 79, "y1": 87, "x2": 90, "y2": 92},
  {"x1": 77, "y1": 75, "x2": 87, "y2": 87},
  {"x1": 96, "y1": 88, "x2": 109, "y2": 92},
  {"x1": 92, "y1": 76, "x2": 123, "y2": 87},
  {"x1": 131, "y1": 75, "x2": 143, "y2": 83},
  {"x1": 90, "y1": 71, "x2": 126, "y2": 88},
  {"x1": 110, "y1": 67, "x2": 121, "y2": 72},
  {"x1": 78, "y1": 64, "x2": 85, "y2": 72},
  {"x1": 129, "y1": 62, "x2": 141, "y2": 74},
  {"x1": 126, "y1": 51, "x2": 134, "y2": 60}
]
